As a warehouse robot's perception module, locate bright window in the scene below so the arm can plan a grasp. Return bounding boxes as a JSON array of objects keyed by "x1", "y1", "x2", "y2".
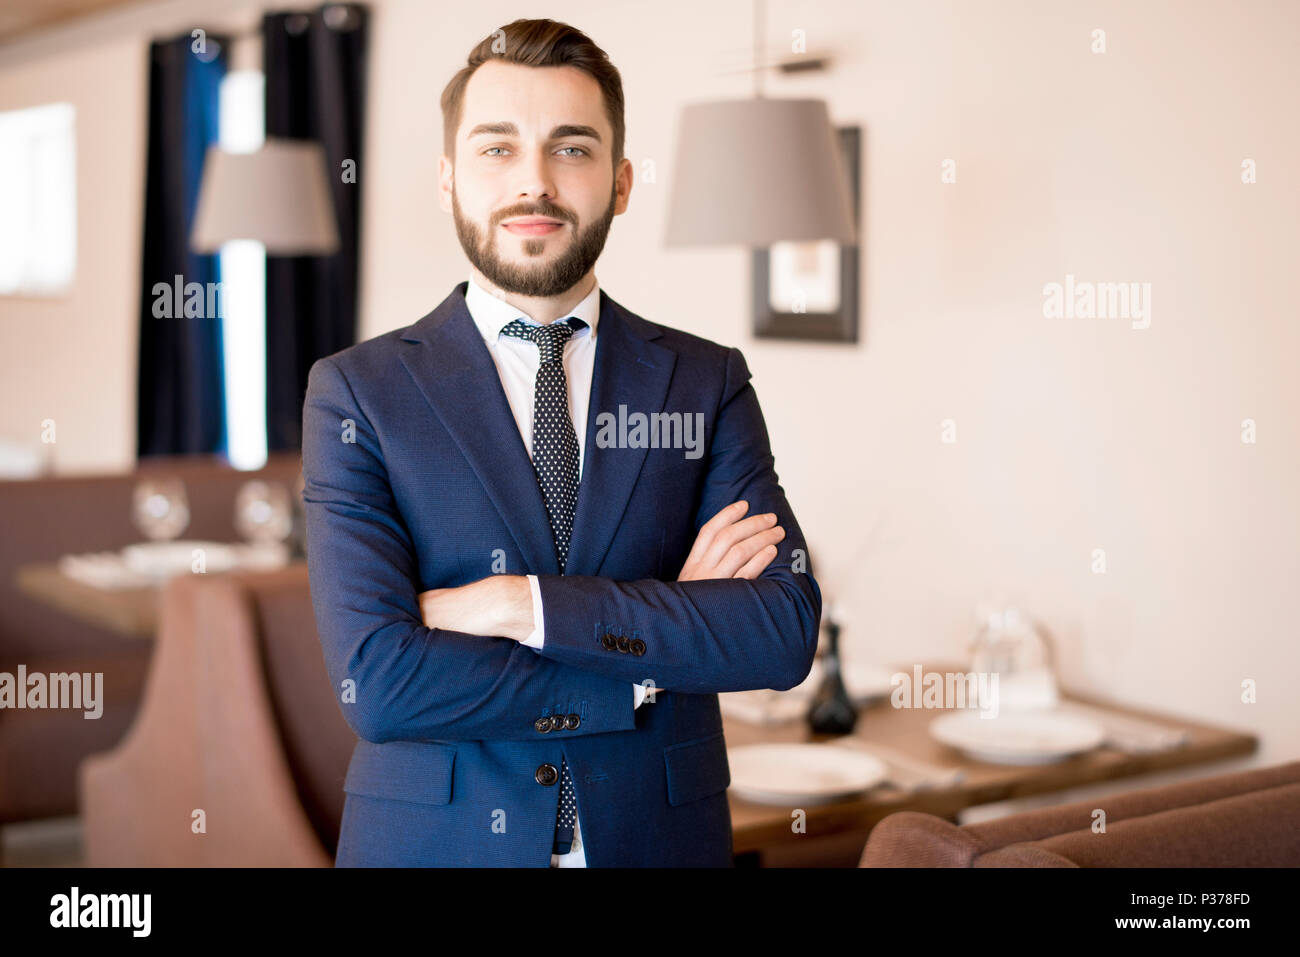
[
  {"x1": 0, "y1": 103, "x2": 76, "y2": 295},
  {"x1": 216, "y1": 70, "x2": 268, "y2": 470}
]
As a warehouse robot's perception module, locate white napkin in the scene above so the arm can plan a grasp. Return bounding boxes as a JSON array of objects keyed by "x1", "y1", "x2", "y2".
[
  {"x1": 1053, "y1": 700, "x2": 1189, "y2": 753},
  {"x1": 829, "y1": 738, "x2": 967, "y2": 791},
  {"x1": 59, "y1": 541, "x2": 289, "y2": 590}
]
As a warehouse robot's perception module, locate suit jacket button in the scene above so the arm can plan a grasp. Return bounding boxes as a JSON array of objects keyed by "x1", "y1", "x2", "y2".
[
  {"x1": 564, "y1": 713, "x2": 581, "y2": 730},
  {"x1": 535, "y1": 763, "x2": 558, "y2": 786},
  {"x1": 617, "y1": 634, "x2": 631, "y2": 653},
  {"x1": 534, "y1": 717, "x2": 551, "y2": 733},
  {"x1": 630, "y1": 638, "x2": 646, "y2": 656},
  {"x1": 601, "y1": 632, "x2": 618, "y2": 650},
  {"x1": 548, "y1": 714, "x2": 565, "y2": 731}
]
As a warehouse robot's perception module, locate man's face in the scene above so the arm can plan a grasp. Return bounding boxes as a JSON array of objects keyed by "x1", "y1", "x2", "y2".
[{"x1": 439, "y1": 60, "x2": 631, "y2": 298}]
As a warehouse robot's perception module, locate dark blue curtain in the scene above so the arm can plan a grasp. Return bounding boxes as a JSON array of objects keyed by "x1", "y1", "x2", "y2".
[
  {"x1": 136, "y1": 33, "x2": 230, "y2": 458},
  {"x1": 263, "y1": 4, "x2": 369, "y2": 452}
]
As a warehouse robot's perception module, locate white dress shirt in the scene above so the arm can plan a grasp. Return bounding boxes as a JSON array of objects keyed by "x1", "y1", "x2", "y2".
[{"x1": 462, "y1": 272, "x2": 650, "y2": 868}]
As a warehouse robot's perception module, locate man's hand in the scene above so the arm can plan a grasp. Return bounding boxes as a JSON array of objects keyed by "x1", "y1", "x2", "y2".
[
  {"x1": 676, "y1": 500, "x2": 784, "y2": 582},
  {"x1": 418, "y1": 574, "x2": 534, "y2": 642}
]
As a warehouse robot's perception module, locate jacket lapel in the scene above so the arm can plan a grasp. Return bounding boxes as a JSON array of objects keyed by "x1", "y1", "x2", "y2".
[
  {"x1": 566, "y1": 290, "x2": 676, "y2": 577},
  {"x1": 398, "y1": 282, "x2": 559, "y2": 575},
  {"x1": 396, "y1": 282, "x2": 677, "y2": 579}
]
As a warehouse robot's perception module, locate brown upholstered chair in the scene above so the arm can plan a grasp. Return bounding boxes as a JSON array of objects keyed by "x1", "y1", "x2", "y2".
[
  {"x1": 80, "y1": 563, "x2": 355, "y2": 866},
  {"x1": 860, "y1": 760, "x2": 1300, "y2": 867}
]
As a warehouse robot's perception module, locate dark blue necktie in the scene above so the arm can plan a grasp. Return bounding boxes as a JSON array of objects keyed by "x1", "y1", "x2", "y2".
[{"x1": 500, "y1": 315, "x2": 586, "y2": 854}]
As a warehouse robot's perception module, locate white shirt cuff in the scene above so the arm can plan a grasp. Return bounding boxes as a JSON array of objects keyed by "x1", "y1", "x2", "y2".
[
  {"x1": 632, "y1": 682, "x2": 663, "y2": 709},
  {"x1": 520, "y1": 574, "x2": 545, "y2": 649}
]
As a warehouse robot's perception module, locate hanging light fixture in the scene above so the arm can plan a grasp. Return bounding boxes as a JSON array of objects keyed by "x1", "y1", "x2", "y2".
[
  {"x1": 190, "y1": 138, "x2": 338, "y2": 255},
  {"x1": 664, "y1": 0, "x2": 856, "y2": 247}
]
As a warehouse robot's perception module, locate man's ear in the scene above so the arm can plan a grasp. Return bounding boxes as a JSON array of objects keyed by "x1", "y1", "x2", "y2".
[
  {"x1": 613, "y1": 156, "x2": 633, "y2": 216},
  {"x1": 437, "y1": 154, "x2": 453, "y2": 213}
]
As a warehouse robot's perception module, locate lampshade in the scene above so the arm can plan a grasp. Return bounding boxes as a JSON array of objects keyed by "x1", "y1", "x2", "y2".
[
  {"x1": 664, "y1": 97, "x2": 856, "y2": 247},
  {"x1": 190, "y1": 138, "x2": 339, "y2": 255}
]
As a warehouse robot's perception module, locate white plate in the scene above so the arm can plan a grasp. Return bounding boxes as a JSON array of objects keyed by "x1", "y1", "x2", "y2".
[
  {"x1": 929, "y1": 710, "x2": 1105, "y2": 765},
  {"x1": 726, "y1": 743, "x2": 888, "y2": 805}
]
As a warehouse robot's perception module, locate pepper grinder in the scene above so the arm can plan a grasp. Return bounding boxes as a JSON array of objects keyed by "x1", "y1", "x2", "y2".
[{"x1": 806, "y1": 607, "x2": 858, "y2": 735}]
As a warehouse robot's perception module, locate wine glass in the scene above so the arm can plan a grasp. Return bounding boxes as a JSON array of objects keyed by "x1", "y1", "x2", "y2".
[
  {"x1": 234, "y1": 480, "x2": 293, "y2": 545},
  {"x1": 131, "y1": 477, "x2": 191, "y2": 542},
  {"x1": 968, "y1": 599, "x2": 1058, "y2": 712}
]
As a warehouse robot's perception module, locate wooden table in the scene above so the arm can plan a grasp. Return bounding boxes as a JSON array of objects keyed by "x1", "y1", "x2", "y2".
[
  {"x1": 724, "y1": 673, "x2": 1258, "y2": 865},
  {"x1": 15, "y1": 562, "x2": 160, "y2": 639},
  {"x1": 15, "y1": 560, "x2": 307, "y2": 639}
]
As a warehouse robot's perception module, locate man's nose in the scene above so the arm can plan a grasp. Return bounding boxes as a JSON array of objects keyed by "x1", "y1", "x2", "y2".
[{"x1": 513, "y1": 147, "x2": 557, "y2": 203}]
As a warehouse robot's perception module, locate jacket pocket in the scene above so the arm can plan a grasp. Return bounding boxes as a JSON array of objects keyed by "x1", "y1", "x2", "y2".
[
  {"x1": 343, "y1": 739, "x2": 456, "y2": 806},
  {"x1": 663, "y1": 730, "x2": 730, "y2": 807}
]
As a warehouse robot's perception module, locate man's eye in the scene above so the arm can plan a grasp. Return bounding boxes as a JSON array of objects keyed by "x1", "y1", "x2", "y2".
[
  {"x1": 557, "y1": 146, "x2": 587, "y2": 157},
  {"x1": 483, "y1": 147, "x2": 509, "y2": 156}
]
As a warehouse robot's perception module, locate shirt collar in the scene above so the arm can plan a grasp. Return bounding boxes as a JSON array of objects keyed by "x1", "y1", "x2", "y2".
[{"x1": 464, "y1": 273, "x2": 600, "y2": 347}]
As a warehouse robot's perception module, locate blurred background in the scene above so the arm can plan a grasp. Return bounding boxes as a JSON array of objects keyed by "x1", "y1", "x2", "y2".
[{"x1": 0, "y1": 0, "x2": 1296, "y2": 868}]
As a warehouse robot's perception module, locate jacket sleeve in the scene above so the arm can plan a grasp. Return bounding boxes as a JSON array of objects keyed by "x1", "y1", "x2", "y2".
[
  {"x1": 532, "y1": 347, "x2": 822, "y2": 694},
  {"x1": 301, "y1": 355, "x2": 638, "y2": 744}
]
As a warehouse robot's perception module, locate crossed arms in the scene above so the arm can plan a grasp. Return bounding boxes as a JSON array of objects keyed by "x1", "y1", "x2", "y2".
[
  {"x1": 418, "y1": 499, "x2": 788, "y2": 704},
  {"x1": 301, "y1": 347, "x2": 820, "y2": 745}
]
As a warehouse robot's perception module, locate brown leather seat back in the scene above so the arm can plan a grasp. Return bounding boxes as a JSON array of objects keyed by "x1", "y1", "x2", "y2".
[
  {"x1": 861, "y1": 760, "x2": 1300, "y2": 867},
  {"x1": 82, "y1": 562, "x2": 347, "y2": 866},
  {"x1": 237, "y1": 564, "x2": 356, "y2": 855}
]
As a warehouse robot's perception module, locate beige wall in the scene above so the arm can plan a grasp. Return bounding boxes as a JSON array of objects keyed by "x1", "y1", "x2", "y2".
[
  {"x1": 0, "y1": 31, "x2": 147, "y2": 472},
  {"x1": 1, "y1": 1, "x2": 1295, "y2": 777}
]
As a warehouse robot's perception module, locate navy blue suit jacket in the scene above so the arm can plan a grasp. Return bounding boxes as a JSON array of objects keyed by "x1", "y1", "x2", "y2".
[{"x1": 301, "y1": 281, "x2": 821, "y2": 866}]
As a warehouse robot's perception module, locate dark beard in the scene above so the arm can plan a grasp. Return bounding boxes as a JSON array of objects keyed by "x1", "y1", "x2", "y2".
[{"x1": 452, "y1": 184, "x2": 616, "y2": 298}]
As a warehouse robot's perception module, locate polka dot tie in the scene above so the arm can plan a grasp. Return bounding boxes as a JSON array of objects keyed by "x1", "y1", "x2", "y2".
[{"x1": 500, "y1": 315, "x2": 586, "y2": 854}]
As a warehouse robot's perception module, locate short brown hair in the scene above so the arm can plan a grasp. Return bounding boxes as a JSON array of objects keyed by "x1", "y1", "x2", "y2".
[{"x1": 440, "y1": 18, "x2": 625, "y2": 168}]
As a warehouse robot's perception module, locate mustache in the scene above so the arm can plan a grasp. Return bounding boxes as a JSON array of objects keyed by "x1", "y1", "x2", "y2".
[{"x1": 494, "y1": 204, "x2": 574, "y2": 226}]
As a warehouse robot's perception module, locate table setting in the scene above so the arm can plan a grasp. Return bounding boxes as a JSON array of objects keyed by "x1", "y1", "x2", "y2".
[
  {"x1": 55, "y1": 475, "x2": 300, "y2": 590},
  {"x1": 719, "y1": 597, "x2": 1191, "y2": 807}
]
